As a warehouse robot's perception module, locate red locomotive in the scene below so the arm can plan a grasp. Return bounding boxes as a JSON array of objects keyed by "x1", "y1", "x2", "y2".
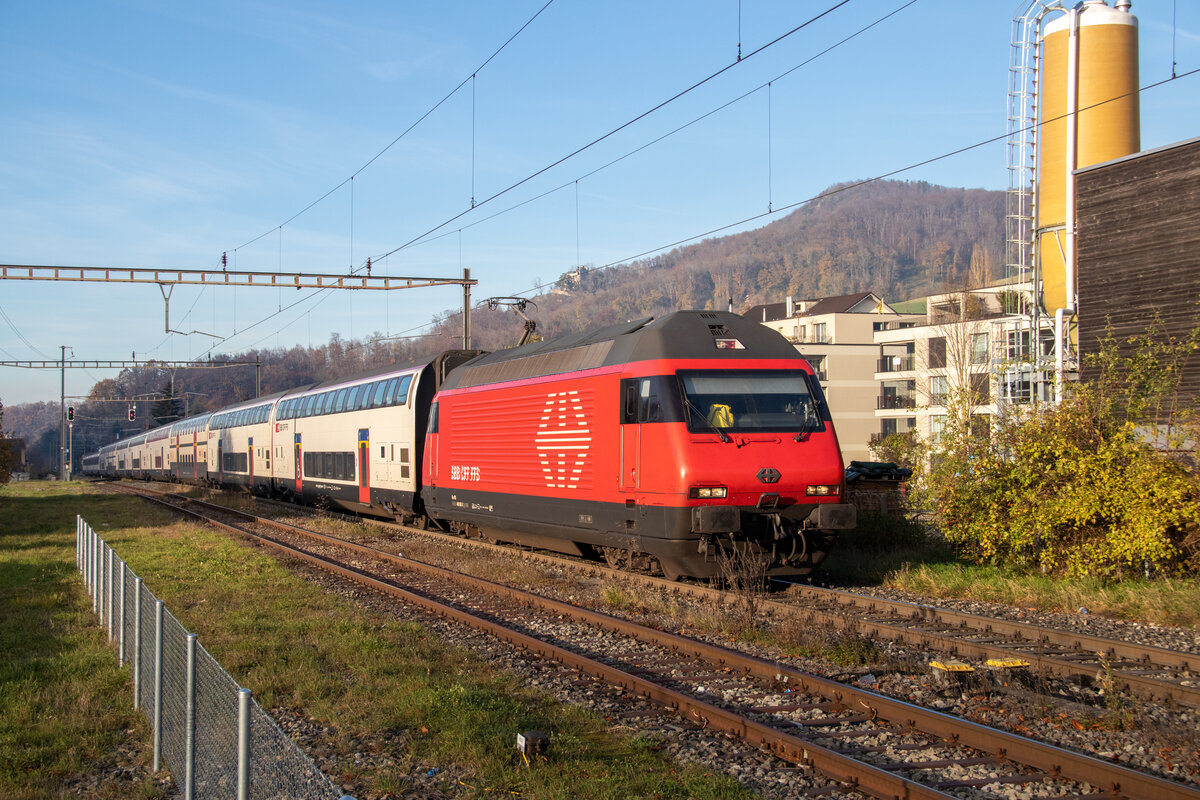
[{"x1": 422, "y1": 310, "x2": 855, "y2": 579}]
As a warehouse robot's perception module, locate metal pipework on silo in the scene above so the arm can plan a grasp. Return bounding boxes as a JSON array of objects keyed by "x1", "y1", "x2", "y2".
[{"x1": 1036, "y1": 0, "x2": 1140, "y2": 317}]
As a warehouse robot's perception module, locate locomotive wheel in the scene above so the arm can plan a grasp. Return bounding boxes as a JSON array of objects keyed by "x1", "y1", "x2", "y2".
[{"x1": 655, "y1": 558, "x2": 683, "y2": 582}]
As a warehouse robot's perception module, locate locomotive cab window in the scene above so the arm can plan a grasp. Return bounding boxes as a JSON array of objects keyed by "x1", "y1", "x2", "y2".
[
  {"x1": 620, "y1": 376, "x2": 683, "y2": 424},
  {"x1": 679, "y1": 371, "x2": 824, "y2": 434}
]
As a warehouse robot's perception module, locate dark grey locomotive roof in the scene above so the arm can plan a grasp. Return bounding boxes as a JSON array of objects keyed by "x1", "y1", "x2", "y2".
[{"x1": 443, "y1": 310, "x2": 806, "y2": 390}]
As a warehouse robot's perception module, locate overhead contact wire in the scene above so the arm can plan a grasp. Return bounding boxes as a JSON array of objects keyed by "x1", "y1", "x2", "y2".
[
  {"x1": 381, "y1": 0, "x2": 914, "y2": 256},
  {"x1": 228, "y1": 0, "x2": 557, "y2": 255},
  {"x1": 373, "y1": 0, "x2": 855, "y2": 261},
  {"x1": 511, "y1": 65, "x2": 1200, "y2": 299}
]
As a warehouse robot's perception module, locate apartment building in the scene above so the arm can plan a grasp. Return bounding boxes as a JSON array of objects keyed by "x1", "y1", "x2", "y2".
[
  {"x1": 745, "y1": 292, "x2": 924, "y2": 465},
  {"x1": 749, "y1": 285, "x2": 1056, "y2": 462}
]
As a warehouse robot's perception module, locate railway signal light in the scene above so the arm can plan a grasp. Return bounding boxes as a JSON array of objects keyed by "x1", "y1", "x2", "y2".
[
  {"x1": 128, "y1": 407, "x2": 136, "y2": 421},
  {"x1": 67, "y1": 406, "x2": 74, "y2": 421}
]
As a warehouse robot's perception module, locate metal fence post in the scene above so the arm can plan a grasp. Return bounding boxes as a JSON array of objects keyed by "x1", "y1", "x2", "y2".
[
  {"x1": 81, "y1": 522, "x2": 89, "y2": 594},
  {"x1": 92, "y1": 533, "x2": 100, "y2": 612},
  {"x1": 153, "y1": 600, "x2": 163, "y2": 773},
  {"x1": 185, "y1": 633, "x2": 196, "y2": 800},
  {"x1": 237, "y1": 688, "x2": 251, "y2": 800},
  {"x1": 133, "y1": 577, "x2": 142, "y2": 711},
  {"x1": 118, "y1": 562, "x2": 126, "y2": 666},
  {"x1": 106, "y1": 547, "x2": 115, "y2": 640},
  {"x1": 99, "y1": 543, "x2": 107, "y2": 625}
]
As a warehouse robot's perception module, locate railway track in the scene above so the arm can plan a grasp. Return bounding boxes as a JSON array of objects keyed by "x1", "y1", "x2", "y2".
[
  {"x1": 159, "y1": 482, "x2": 1200, "y2": 711},
  {"x1": 112, "y1": 483, "x2": 1200, "y2": 800}
]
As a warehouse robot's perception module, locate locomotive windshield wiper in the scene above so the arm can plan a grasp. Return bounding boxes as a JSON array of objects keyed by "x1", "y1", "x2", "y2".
[
  {"x1": 792, "y1": 401, "x2": 819, "y2": 442},
  {"x1": 685, "y1": 398, "x2": 732, "y2": 443}
]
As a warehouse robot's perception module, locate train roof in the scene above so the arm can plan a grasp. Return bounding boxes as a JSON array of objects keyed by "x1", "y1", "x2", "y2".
[{"x1": 443, "y1": 310, "x2": 807, "y2": 390}]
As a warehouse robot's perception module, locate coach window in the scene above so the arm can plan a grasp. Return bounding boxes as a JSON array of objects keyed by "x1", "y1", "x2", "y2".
[
  {"x1": 396, "y1": 375, "x2": 413, "y2": 405},
  {"x1": 369, "y1": 381, "x2": 386, "y2": 407},
  {"x1": 347, "y1": 386, "x2": 361, "y2": 410},
  {"x1": 378, "y1": 378, "x2": 395, "y2": 406},
  {"x1": 333, "y1": 389, "x2": 347, "y2": 412},
  {"x1": 356, "y1": 386, "x2": 372, "y2": 410}
]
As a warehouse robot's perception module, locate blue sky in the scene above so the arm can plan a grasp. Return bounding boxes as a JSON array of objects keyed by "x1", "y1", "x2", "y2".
[{"x1": 2, "y1": 0, "x2": 1197, "y2": 405}]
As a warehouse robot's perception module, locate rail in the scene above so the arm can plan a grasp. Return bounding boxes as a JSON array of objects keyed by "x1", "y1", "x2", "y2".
[{"x1": 116, "y1": 487, "x2": 1200, "y2": 800}]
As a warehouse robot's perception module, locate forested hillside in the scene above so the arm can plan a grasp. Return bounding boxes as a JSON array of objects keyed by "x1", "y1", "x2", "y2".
[
  {"x1": 427, "y1": 178, "x2": 1004, "y2": 347},
  {"x1": 5, "y1": 179, "x2": 1004, "y2": 468}
]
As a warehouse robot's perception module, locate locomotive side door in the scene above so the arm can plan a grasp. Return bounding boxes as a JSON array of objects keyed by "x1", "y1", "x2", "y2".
[
  {"x1": 619, "y1": 379, "x2": 642, "y2": 492},
  {"x1": 424, "y1": 402, "x2": 440, "y2": 488}
]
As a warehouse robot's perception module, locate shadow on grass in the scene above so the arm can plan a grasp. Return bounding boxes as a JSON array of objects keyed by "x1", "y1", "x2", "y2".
[{"x1": 815, "y1": 511, "x2": 959, "y2": 586}]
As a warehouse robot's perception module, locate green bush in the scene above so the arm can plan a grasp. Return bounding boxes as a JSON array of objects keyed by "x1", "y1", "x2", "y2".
[{"x1": 913, "y1": 324, "x2": 1200, "y2": 578}]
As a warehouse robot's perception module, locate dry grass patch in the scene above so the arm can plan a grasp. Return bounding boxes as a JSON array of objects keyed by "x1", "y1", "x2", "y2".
[{"x1": 886, "y1": 562, "x2": 1200, "y2": 628}]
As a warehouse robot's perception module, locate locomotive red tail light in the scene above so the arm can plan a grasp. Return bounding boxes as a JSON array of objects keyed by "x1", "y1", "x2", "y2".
[
  {"x1": 805, "y1": 485, "x2": 840, "y2": 496},
  {"x1": 688, "y1": 485, "x2": 728, "y2": 499}
]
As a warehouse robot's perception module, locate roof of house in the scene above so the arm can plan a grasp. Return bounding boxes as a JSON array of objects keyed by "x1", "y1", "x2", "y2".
[{"x1": 743, "y1": 291, "x2": 894, "y2": 322}]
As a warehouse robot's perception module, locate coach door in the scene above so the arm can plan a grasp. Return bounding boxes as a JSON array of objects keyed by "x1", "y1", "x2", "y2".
[
  {"x1": 248, "y1": 437, "x2": 254, "y2": 487},
  {"x1": 358, "y1": 429, "x2": 370, "y2": 503},
  {"x1": 217, "y1": 440, "x2": 224, "y2": 483},
  {"x1": 294, "y1": 434, "x2": 303, "y2": 493}
]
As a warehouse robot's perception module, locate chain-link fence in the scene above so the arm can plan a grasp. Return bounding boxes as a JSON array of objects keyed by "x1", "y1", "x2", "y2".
[{"x1": 76, "y1": 515, "x2": 352, "y2": 800}]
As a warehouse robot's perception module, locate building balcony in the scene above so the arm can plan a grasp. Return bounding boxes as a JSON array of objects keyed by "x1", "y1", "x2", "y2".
[
  {"x1": 877, "y1": 394, "x2": 916, "y2": 410},
  {"x1": 877, "y1": 355, "x2": 914, "y2": 373}
]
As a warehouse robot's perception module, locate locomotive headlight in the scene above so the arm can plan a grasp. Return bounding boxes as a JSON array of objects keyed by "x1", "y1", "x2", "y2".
[
  {"x1": 689, "y1": 485, "x2": 728, "y2": 499},
  {"x1": 806, "y1": 484, "x2": 840, "y2": 496}
]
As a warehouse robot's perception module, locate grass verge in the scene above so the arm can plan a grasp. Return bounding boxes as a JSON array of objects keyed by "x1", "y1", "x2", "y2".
[
  {"x1": 817, "y1": 514, "x2": 1200, "y2": 629},
  {"x1": 1, "y1": 481, "x2": 753, "y2": 800},
  {"x1": 0, "y1": 481, "x2": 170, "y2": 800}
]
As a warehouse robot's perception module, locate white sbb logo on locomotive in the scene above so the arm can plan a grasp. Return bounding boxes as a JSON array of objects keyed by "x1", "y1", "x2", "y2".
[{"x1": 534, "y1": 390, "x2": 590, "y2": 489}]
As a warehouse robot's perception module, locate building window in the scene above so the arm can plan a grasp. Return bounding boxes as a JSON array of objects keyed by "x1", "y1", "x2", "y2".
[
  {"x1": 880, "y1": 418, "x2": 899, "y2": 437},
  {"x1": 929, "y1": 375, "x2": 949, "y2": 406},
  {"x1": 928, "y1": 337, "x2": 946, "y2": 368},
  {"x1": 970, "y1": 332, "x2": 988, "y2": 365},
  {"x1": 930, "y1": 414, "x2": 947, "y2": 444},
  {"x1": 970, "y1": 373, "x2": 990, "y2": 404},
  {"x1": 813, "y1": 323, "x2": 828, "y2": 343}
]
